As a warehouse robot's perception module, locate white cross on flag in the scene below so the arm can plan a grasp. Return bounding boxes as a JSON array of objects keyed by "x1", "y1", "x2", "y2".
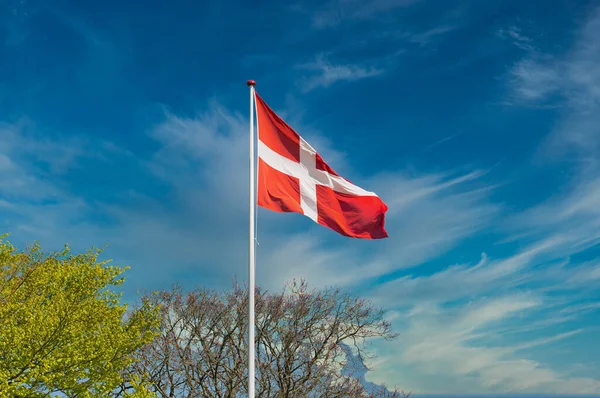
[{"x1": 255, "y1": 93, "x2": 388, "y2": 239}]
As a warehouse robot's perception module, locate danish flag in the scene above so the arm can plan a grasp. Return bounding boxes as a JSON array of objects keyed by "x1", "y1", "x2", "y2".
[{"x1": 255, "y1": 93, "x2": 388, "y2": 239}]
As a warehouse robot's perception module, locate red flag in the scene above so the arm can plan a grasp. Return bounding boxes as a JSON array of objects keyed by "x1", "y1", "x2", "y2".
[{"x1": 255, "y1": 93, "x2": 388, "y2": 239}]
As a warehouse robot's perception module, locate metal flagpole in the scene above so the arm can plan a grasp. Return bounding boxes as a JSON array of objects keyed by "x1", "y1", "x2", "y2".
[{"x1": 246, "y1": 79, "x2": 257, "y2": 398}]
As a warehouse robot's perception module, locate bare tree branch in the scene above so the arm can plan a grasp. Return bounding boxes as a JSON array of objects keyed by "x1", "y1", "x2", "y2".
[{"x1": 135, "y1": 280, "x2": 408, "y2": 398}]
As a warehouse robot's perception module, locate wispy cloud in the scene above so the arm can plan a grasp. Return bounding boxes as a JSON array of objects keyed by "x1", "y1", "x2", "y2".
[
  {"x1": 366, "y1": 293, "x2": 600, "y2": 394},
  {"x1": 0, "y1": 98, "x2": 503, "y2": 301},
  {"x1": 254, "y1": 168, "x2": 499, "y2": 294},
  {"x1": 498, "y1": 25, "x2": 535, "y2": 52},
  {"x1": 358, "y1": 165, "x2": 600, "y2": 392},
  {"x1": 362, "y1": 222, "x2": 600, "y2": 393},
  {"x1": 0, "y1": 121, "x2": 123, "y2": 260},
  {"x1": 405, "y1": 25, "x2": 456, "y2": 46},
  {"x1": 5, "y1": 100, "x2": 488, "y2": 295},
  {"x1": 422, "y1": 133, "x2": 462, "y2": 152},
  {"x1": 352, "y1": 17, "x2": 600, "y2": 387},
  {"x1": 508, "y1": 8, "x2": 600, "y2": 158},
  {"x1": 0, "y1": 107, "x2": 252, "y2": 292},
  {"x1": 352, "y1": 18, "x2": 600, "y2": 384},
  {"x1": 0, "y1": 119, "x2": 120, "y2": 201},
  {"x1": 510, "y1": 57, "x2": 562, "y2": 102},
  {"x1": 371, "y1": 239, "x2": 555, "y2": 306},
  {"x1": 297, "y1": 54, "x2": 383, "y2": 92},
  {"x1": 305, "y1": 0, "x2": 419, "y2": 29}
]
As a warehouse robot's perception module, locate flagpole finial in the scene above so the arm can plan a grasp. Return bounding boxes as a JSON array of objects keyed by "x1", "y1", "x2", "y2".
[{"x1": 247, "y1": 80, "x2": 256, "y2": 87}]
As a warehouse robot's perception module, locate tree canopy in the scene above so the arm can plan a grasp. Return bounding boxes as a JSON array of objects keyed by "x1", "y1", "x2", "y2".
[
  {"x1": 0, "y1": 236, "x2": 160, "y2": 397},
  {"x1": 0, "y1": 236, "x2": 408, "y2": 397},
  {"x1": 134, "y1": 281, "x2": 408, "y2": 397}
]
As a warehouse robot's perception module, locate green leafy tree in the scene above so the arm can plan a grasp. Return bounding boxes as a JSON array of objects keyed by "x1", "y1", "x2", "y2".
[{"x1": 0, "y1": 235, "x2": 160, "y2": 397}]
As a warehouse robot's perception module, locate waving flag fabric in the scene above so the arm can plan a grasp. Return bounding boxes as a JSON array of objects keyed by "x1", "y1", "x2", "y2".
[{"x1": 255, "y1": 93, "x2": 388, "y2": 239}]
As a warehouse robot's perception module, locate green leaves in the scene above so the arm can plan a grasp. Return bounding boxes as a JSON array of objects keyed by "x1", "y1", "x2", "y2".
[{"x1": 0, "y1": 237, "x2": 161, "y2": 397}]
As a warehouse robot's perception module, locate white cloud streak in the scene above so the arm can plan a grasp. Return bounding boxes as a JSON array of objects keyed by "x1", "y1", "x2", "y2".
[
  {"x1": 381, "y1": 294, "x2": 600, "y2": 394},
  {"x1": 509, "y1": 7, "x2": 600, "y2": 158},
  {"x1": 308, "y1": 0, "x2": 418, "y2": 29},
  {"x1": 360, "y1": 11, "x2": 600, "y2": 393},
  {"x1": 297, "y1": 54, "x2": 383, "y2": 92},
  {"x1": 360, "y1": 168, "x2": 600, "y2": 393},
  {"x1": 405, "y1": 25, "x2": 456, "y2": 46}
]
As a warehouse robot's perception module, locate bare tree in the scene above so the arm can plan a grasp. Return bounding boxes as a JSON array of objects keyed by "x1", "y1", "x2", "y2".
[{"x1": 134, "y1": 280, "x2": 409, "y2": 398}]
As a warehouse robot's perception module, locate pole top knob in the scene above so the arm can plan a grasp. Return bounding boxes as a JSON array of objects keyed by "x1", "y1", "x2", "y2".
[{"x1": 246, "y1": 80, "x2": 256, "y2": 87}]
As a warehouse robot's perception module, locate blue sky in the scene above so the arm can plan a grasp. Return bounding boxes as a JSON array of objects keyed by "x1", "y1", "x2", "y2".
[{"x1": 2, "y1": 0, "x2": 600, "y2": 395}]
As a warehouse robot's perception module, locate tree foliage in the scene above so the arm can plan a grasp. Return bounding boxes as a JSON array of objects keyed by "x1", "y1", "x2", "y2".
[
  {"x1": 0, "y1": 235, "x2": 409, "y2": 397},
  {"x1": 135, "y1": 281, "x2": 409, "y2": 397},
  {"x1": 0, "y1": 236, "x2": 160, "y2": 397}
]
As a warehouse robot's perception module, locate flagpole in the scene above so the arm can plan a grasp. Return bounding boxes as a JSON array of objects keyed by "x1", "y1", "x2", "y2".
[{"x1": 246, "y1": 79, "x2": 257, "y2": 398}]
